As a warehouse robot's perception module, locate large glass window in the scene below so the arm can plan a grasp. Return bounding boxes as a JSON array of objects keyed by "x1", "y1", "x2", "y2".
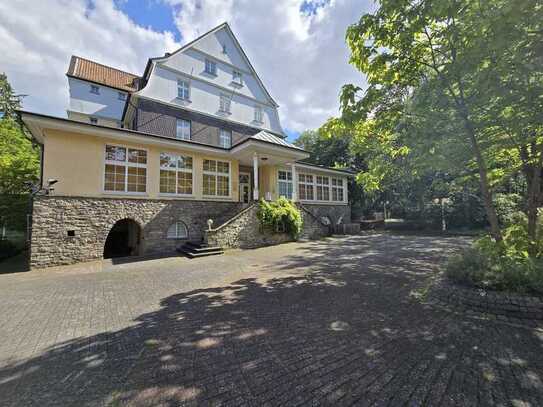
[
  {"x1": 219, "y1": 129, "x2": 232, "y2": 148},
  {"x1": 278, "y1": 170, "x2": 293, "y2": 199},
  {"x1": 316, "y1": 176, "x2": 330, "y2": 201},
  {"x1": 177, "y1": 79, "x2": 190, "y2": 100},
  {"x1": 332, "y1": 177, "x2": 345, "y2": 201},
  {"x1": 203, "y1": 159, "x2": 230, "y2": 197},
  {"x1": 104, "y1": 145, "x2": 147, "y2": 193},
  {"x1": 176, "y1": 119, "x2": 191, "y2": 140},
  {"x1": 159, "y1": 153, "x2": 193, "y2": 195},
  {"x1": 298, "y1": 174, "x2": 314, "y2": 201}
]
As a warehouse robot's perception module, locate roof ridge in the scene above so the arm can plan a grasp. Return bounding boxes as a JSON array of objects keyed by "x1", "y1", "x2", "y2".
[{"x1": 69, "y1": 55, "x2": 140, "y2": 78}]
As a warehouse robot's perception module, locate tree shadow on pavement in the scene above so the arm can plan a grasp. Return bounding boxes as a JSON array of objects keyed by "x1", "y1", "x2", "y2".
[{"x1": 1, "y1": 233, "x2": 542, "y2": 406}]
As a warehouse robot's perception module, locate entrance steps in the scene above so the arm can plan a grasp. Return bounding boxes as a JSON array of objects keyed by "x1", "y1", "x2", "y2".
[{"x1": 177, "y1": 241, "x2": 224, "y2": 259}]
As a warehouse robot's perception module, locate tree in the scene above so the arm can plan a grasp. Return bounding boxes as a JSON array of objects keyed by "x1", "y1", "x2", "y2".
[
  {"x1": 0, "y1": 73, "x2": 23, "y2": 119},
  {"x1": 0, "y1": 74, "x2": 39, "y2": 237},
  {"x1": 341, "y1": 0, "x2": 543, "y2": 246}
]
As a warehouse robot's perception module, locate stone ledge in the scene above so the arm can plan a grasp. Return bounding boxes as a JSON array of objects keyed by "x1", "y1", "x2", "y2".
[{"x1": 428, "y1": 277, "x2": 543, "y2": 321}]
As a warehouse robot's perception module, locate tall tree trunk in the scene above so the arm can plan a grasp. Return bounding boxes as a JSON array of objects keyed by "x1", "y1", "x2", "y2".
[
  {"x1": 459, "y1": 109, "x2": 503, "y2": 243},
  {"x1": 521, "y1": 143, "x2": 543, "y2": 257}
]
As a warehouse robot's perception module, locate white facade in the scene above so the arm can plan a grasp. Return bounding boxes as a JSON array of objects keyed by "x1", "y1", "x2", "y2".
[
  {"x1": 135, "y1": 24, "x2": 284, "y2": 136},
  {"x1": 67, "y1": 78, "x2": 127, "y2": 127}
]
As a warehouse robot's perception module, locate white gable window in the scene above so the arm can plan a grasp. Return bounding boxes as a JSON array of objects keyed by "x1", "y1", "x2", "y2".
[
  {"x1": 176, "y1": 119, "x2": 191, "y2": 140},
  {"x1": 332, "y1": 178, "x2": 345, "y2": 201},
  {"x1": 298, "y1": 174, "x2": 314, "y2": 201},
  {"x1": 205, "y1": 59, "x2": 217, "y2": 76},
  {"x1": 90, "y1": 84, "x2": 100, "y2": 94},
  {"x1": 177, "y1": 79, "x2": 190, "y2": 100},
  {"x1": 118, "y1": 92, "x2": 126, "y2": 101},
  {"x1": 254, "y1": 106, "x2": 263, "y2": 123},
  {"x1": 278, "y1": 170, "x2": 293, "y2": 199},
  {"x1": 219, "y1": 129, "x2": 232, "y2": 148},
  {"x1": 167, "y1": 222, "x2": 188, "y2": 239},
  {"x1": 219, "y1": 94, "x2": 231, "y2": 114},
  {"x1": 232, "y1": 70, "x2": 243, "y2": 85}
]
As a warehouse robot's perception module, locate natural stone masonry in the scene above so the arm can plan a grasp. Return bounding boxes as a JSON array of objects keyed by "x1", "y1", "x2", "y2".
[
  {"x1": 205, "y1": 203, "x2": 332, "y2": 249},
  {"x1": 429, "y1": 277, "x2": 543, "y2": 324},
  {"x1": 31, "y1": 196, "x2": 242, "y2": 269}
]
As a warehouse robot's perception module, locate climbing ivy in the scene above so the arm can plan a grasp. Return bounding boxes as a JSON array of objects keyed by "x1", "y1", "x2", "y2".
[{"x1": 257, "y1": 197, "x2": 303, "y2": 239}]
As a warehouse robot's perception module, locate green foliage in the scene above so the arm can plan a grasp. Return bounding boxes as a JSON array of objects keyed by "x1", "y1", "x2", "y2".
[
  {"x1": 0, "y1": 73, "x2": 23, "y2": 119},
  {"x1": 0, "y1": 118, "x2": 40, "y2": 194},
  {"x1": 446, "y1": 245, "x2": 543, "y2": 295},
  {"x1": 257, "y1": 198, "x2": 303, "y2": 239}
]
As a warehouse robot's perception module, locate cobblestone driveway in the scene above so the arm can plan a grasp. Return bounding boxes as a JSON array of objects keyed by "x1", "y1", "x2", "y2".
[{"x1": 1, "y1": 234, "x2": 542, "y2": 406}]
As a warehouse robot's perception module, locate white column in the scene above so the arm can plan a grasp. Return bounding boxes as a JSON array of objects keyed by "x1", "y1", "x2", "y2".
[
  {"x1": 253, "y1": 152, "x2": 259, "y2": 201},
  {"x1": 290, "y1": 162, "x2": 298, "y2": 202}
]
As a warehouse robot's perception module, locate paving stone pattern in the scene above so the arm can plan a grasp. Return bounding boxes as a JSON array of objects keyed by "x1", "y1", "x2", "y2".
[{"x1": 1, "y1": 234, "x2": 542, "y2": 406}]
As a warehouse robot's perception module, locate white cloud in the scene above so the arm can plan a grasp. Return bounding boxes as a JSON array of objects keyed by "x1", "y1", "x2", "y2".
[
  {"x1": 0, "y1": 0, "x2": 372, "y2": 132},
  {"x1": 0, "y1": 0, "x2": 177, "y2": 117}
]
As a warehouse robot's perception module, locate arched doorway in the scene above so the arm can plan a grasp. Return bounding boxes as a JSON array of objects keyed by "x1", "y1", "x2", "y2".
[{"x1": 103, "y1": 219, "x2": 142, "y2": 259}]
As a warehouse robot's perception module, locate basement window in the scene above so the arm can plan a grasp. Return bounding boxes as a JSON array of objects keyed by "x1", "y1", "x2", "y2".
[{"x1": 67, "y1": 230, "x2": 76, "y2": 237}]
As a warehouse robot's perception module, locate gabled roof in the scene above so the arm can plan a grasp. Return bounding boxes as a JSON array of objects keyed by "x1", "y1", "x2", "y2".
[
  {"x1": 140, "y1": 22, "x2": 279, "y2": 107},
  {"x1": 249, "y1": 131, "x2": 303, "y2": 150},
  {"x1": 67, "y1": 56, "x2": 140, "y2": 92}
]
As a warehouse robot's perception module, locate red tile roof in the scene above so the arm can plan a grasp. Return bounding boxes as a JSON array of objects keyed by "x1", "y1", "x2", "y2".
[{"x1": 67, "y1": 56, "x2": 140, "y2": 92}]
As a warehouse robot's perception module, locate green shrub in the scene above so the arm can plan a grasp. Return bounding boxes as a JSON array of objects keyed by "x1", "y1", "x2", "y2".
[
  {"x1": 257, "y1": 197, "x2": 303, "y2": 239},
  {"x1": 445, "y1": 235, "x2": 543, "y2": 295}
]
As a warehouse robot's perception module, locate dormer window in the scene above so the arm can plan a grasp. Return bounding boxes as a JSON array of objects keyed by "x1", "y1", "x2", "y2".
[
  {"x1": 254, "y1": 106, "x2": 263, "y2": 123},
  {"x1": 232, "y1": 70, "x2": 242, "y2": 85},
  {"x1": 219, "y1": 94, "x2": 231, "y2": 114},
  {"x1": 118, "y1": 92, "x2": 126, "y2": 101},
  {"x1": 177, "y1": 79, "x2": 190, "y2": 100},
  {"x1": 205, "y1": 59, "x2": 217, "y2": 76},
  {"x1": 90, "y1": 85, "x2": 100, "y2": 94},
  {"x1": 219, "y1": 129, "x2": 232, "y2": 148}
]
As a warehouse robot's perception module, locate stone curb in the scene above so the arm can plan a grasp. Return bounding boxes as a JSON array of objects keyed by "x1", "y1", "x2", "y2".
[{"x1": 428, "y1": 277, "x2": 543, "y2": 322}]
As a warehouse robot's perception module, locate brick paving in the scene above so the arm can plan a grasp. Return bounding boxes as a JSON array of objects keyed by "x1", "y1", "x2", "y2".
[{"x1": 0, "y1": 233, "x2": 542, "y2": 406}]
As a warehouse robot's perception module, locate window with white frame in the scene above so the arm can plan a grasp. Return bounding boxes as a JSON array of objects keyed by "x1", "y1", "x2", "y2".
[
  {"x1": 278, "y1": 170, "x2": 293, "y2": 199},
  {"x1": 254, "y1": 106, "x2": 263, "y2": 123},
  {"x1": 90, "y1": 84, "x2": 100, "y2": 94},
  {"x1": 203, "y1": 159, "x2": 230, "y2": 197},
  {"x1": 219, "y1": 94, "x2": 231, "y2": 114},
  {"x1": 177, "y1": 79, "x2": 190, "y2": 100},
  {"x1": 159, "y1": 153, "x2": 193, "y2": 195},
  {"x1": 298, "y1": 174, "x2": 314, "y2": 200},
  {"x1": 89, "y1": 117, "x2": 98, "y2": 125},
  {"x1": 167, "y1": 221, "x2": 188, "y2": 239},
  {"x1": 118, "y1": 92, "x2": 126, "y2": 101},
  {"x1": 104, "y1": 145, "x2": 147, "y2": 193},
  {"x1": 331, "y1": 177, "x2": 345, "y2": 201},
  {"x1": 205, "y1": 59, "x2": 217, "y2": 75},
  {"x1": 176, "y1": 119, "x2": 191, "y2": 140},
  {"x1": 316, "y1": 176, "x2": 330, "y2": 201},
  {"x1": 219, "y1": 129, "x2": 232, "y2": 148},
  {"x1": 232, "y1": 70, "x2": 243, "y2": 85}
]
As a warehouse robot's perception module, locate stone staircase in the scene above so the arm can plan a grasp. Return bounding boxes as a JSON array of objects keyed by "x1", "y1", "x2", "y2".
[{"x1": 177, "y1": 241, "x2": 224, "y2": 259}]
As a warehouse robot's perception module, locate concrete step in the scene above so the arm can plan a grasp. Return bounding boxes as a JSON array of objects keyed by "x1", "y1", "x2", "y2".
[{"x1": 177, "y1": 242, "x2": 224, "y2": 259}]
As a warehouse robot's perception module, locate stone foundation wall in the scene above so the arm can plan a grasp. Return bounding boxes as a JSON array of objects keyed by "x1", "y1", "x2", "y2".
[
  {"x1": 205, "y1": 203, "x2": 331, "y2": 249},
  {"x1": 31, "y1": 196, "x2": 242, "y2": 269},
  {"x1": 301, "y1": 204, "x2": 351, "y2": 225}
]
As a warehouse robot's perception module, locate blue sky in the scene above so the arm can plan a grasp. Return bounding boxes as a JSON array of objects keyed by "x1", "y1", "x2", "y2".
[{"x1": 1, "y1": 0, "x2": 371, "y2": 143}]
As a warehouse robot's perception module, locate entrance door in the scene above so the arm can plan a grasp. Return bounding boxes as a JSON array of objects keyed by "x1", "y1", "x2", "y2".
[
  {"x1": 103, "y1": 218, "x2": 141, "y2": 259},
  {"x1": 239, "y1": 173, "x2": 251, "y2": 204}
]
